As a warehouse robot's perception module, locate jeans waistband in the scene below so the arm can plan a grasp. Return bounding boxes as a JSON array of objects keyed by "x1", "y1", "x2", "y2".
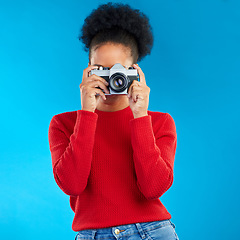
[{"x1": 76, "y1": 219, "x2": 172, "y2": 238}]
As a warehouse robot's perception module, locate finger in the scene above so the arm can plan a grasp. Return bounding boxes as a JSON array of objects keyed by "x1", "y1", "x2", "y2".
[
  {"x1": 94, "y1": 89, "x2": 107, "y2": 101},
  {"x1": 127, "y1": 83, "x2": 133, "y2": 98},
  {"x1": 88, "y1": 80, "x2": 110, "y2": 94},
  {"x1": 83, "y1": 65, "x2": 99, "y2": 79},
  {"x1": 127, "y1": 81, "x2": 134, "y2": 98},
  {"x1": 128, "y1": 83, "x2": 141, "y2": 99},
  {"x1": 128, "y1": 80, "x2": 140, "y2": 93},
  {"x1": 132, "y1": 90, "x2": 143, "y2": 102},
  {"x1": 131, "y1": 90, "x2": 138, "y2": 102},
  {"x1": 133, "y1": 64, "x2": 146, "y2": 84},
  {"x1": 80, "y1": 74, "x2": 108, "y2": 91},
  {"x1": 89, "y1": 74, "x2": 109, "y2": 87}
]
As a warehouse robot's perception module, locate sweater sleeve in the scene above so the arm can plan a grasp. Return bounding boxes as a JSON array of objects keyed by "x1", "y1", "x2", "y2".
[
  {"x1": 129, "y1": 113, "x2": 177, "y2": 200},
  {"x1": 48, "y1": 110, "x2": 98, "y2": 196}
]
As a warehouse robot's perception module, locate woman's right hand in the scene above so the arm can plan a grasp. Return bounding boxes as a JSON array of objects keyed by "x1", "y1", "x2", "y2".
[{"x1": 79, "y1": 64, "x2": 110, "y2": 112}]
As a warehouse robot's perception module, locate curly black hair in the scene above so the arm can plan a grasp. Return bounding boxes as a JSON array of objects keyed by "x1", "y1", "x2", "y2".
[{"x1": 78, "y1": 2, "x2": 154, "y2": 63}]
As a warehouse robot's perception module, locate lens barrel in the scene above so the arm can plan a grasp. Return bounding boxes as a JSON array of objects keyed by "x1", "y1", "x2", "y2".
[{"x1": 109, "y1": 73, "x2": 128, "y2": 92}]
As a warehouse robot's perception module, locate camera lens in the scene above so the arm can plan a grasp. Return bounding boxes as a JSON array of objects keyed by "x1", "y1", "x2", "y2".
[
  {"x1": 109, "y1": 73, "x2": 128, "y2": 92},
  {"x1": 113, "y1": 78, "x2": 123, "y2": 87}
]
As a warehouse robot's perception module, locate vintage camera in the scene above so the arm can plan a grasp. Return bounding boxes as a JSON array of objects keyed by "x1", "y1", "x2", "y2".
[{"x1": 90, "y1": 63, "x2": 139, "y2": 95}]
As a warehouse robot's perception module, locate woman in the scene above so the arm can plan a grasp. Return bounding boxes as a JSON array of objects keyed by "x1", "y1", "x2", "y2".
[{"x1": 48, "y1": 2, "x2": 179, "y2": 240}]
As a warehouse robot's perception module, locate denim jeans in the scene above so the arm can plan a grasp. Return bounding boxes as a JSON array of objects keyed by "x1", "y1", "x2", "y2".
[{"x1": 75, "y1": 219, "x2": 179, "y2": 240}]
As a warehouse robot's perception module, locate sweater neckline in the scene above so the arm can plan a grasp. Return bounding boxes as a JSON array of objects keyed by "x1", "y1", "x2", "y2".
[{"x1": 94, "y1": 105, "x2": 132, "y2": 118}]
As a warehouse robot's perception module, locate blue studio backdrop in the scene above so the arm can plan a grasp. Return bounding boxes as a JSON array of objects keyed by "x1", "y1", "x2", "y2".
[{"x1": 1, "y1": 0, "x2": 240, "y2": 239}]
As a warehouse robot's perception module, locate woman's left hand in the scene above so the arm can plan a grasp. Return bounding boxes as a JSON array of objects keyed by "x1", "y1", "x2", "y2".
[{"x1": 127, "y1": 64, "x2": 150, "y2": 118}]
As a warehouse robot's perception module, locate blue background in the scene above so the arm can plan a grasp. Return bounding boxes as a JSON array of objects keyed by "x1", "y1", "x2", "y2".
[{"x1": 1, "y1": 0, "x2": 239, "y2": 239}]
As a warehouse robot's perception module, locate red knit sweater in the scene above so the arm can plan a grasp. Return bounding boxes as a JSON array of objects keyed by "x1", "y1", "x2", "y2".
[{"x1": 48, "y1": 105, "x2": 177, "y2": 232}]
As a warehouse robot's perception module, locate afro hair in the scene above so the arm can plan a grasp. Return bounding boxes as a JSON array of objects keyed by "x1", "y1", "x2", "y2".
[{"x1": 78, "y1": 2, "x2": 154, "y2": 62}]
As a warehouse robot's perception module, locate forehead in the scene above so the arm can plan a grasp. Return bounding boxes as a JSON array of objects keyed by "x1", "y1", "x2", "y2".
[{"x1": 90, "y1": 43, "x2": 133, "y2": 67}]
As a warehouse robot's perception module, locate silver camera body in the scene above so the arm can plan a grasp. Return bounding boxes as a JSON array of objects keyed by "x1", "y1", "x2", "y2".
[{"x1": 90, "y1": 63, "x2": 139, "y2": 95}]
